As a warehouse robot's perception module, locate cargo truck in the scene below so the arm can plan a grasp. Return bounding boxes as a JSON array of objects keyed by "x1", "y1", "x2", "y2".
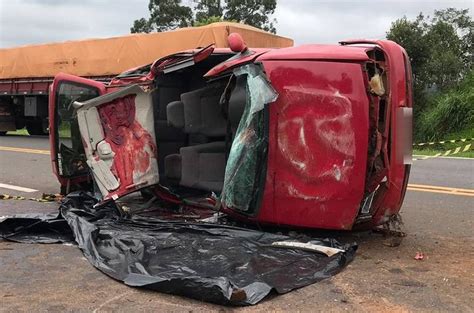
[{"x1": 0, "y1": 22, "x2": 292, "y2": 135}]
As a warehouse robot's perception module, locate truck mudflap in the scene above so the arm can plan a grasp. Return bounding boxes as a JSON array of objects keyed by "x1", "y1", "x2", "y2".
[
  {"x1": 0, "y1": 192, "x2": 357, "y2": 306},
  {"x1": 74, "y1": 84, "x2": 159, "y2": 201}
]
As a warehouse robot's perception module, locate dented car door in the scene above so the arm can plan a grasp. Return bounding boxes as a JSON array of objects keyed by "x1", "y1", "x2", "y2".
[
  {"x1": 49, "y1": 73, "x2": 107, "y2": 194},
  {"x1": 74, "y1": 84, "x2": 158, "y2": 200}
]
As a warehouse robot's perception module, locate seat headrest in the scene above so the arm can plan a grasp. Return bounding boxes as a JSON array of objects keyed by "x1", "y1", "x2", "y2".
[
  {"x1": 180, "y1": 86, "x2": 227, "y2": 137},
  {"x1": 228, "y1": 75, "x2": 247, "y2": 132},
  {"x1": 166, "y1": 101, "x2": 184, "y2": 129}
]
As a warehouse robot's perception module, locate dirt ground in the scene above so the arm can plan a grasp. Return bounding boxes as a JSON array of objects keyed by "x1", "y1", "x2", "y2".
[{"x1": 0, "y1": 191, "x2": 473, "y2": 312}]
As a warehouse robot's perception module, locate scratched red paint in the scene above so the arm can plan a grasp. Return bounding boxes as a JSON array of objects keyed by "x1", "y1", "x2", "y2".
[
  {"x1": 98, "y1": 95, "x2": 157, "y2": 199},
  {"x1": 254, "y1": 60, "x2": 369, "y2": 230}
]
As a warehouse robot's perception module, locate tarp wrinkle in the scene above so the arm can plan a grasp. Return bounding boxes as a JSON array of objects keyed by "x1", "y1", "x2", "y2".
[{"x1": 0, "y1": 192, "x2": 356, "y2": 306}]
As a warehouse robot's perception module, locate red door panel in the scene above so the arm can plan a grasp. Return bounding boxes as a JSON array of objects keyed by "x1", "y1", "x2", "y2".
[
  {"x1": 75, "y1": 84, "x2": 159, "y2": 200},
  {"x1": 49, "y1": 73, "x2": 107, "y2": 188},
  {"x1": 257, "y1": 60, "x2": 370, "y2": 230}
]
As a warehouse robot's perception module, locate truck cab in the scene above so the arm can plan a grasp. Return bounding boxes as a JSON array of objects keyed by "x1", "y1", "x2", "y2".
[{"x1": 49, "y1": 35, "x2": 412, "y2": 230}]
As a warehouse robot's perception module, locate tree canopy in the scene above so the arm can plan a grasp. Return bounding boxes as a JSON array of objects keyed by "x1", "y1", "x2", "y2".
[
  {"x1": 387, "y1": 8, "x2": 473, "y2": 140},
  {"x1": 386, "y1": 8, "x2": 473, "y2": 118},
  {"x1": 131, "y1": 0, "x2": 277, "y2": 33},
  {"x1": 387, "y1": 8, "x2": 472, "y2": 92}
]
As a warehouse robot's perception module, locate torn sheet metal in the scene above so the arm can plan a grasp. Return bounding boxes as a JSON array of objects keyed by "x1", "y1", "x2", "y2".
[
  {"x1": 75, "y1": 85, "x2": 159, "y2": 201},
  {"x1": 0, "y1": 193, "x2": 356, "y2": 306}
]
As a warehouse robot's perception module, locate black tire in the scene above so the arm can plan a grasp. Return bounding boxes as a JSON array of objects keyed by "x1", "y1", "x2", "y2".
[
  {"x1": 0, "y1": 131, "x2": 7, "y2": 136},
  {"x1": 26, "y1": 121, "x2": 48, "y2": 136}
]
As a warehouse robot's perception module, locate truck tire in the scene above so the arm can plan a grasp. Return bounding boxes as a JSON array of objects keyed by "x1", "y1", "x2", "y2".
[{"x1": 26, "y1": 121, "x2": 48, "y2": 136}]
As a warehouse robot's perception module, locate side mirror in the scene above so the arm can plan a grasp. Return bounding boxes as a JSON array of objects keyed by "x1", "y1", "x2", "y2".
[{"x1": 228, "y1": 33, "x2": 248, "y2": 53}]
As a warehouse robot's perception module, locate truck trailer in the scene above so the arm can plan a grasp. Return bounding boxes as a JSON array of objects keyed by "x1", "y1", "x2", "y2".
[{"x1": 0, "y1": 22, "x2": 293, "y2": 135}]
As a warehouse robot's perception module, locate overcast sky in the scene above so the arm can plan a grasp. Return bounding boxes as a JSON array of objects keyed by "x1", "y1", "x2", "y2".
[{"x1": 0, "y1": 0, "x2": 472, "y2": 48}]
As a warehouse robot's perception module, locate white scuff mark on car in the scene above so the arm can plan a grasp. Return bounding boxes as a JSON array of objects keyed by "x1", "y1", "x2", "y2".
[
  {"x1": 277, "y1": 117, "x2": 311, "y2": 172},
  {"x1": 313, "y1": 89, "x2": 355, "y2": 157},
  {"x1": 333, "y1": 165, "x2": 342, "y2": 181},
  {"x1": 286, "y1": 184, "x2": 322, "y2": 201},
  {"x1": 333, "y1": 89, "x2": 345, "y2": 99}
]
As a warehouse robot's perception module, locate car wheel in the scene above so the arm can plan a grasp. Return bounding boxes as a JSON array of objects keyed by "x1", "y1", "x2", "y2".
[{"x1": 26, "y1": 121, "x2": 48, "y2": 136}]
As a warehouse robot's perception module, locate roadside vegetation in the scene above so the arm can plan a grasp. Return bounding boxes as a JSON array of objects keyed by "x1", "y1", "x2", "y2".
[
  {"x1": 131, "y1": 0, "x2": 277, "y2": 33},
  {"x1": 387, "y1": 8, "x2": 473, "y2": 158},
  {"x1": 7, "y1": 128, "x2": 29, "y2": 136},
  {"x1": 9, "y1": 123, "x2": 71, "y2": 138},
  {"x1": 413, "y1": 71, "x2": 474, "y2": 157}
]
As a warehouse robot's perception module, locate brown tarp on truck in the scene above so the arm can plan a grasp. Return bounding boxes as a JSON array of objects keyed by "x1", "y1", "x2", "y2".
[{"x1": 0, "y1": 22, "x2": 293, "y2": 80}]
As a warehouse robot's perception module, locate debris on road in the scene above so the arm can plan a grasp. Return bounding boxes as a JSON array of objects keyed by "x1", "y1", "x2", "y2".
[
  {"x1": 382, "y1": 236, "x2": 404, "y2": 247},
  {"x1": 414, "y1": 252, "x2": 425, "y2": 260},
  {"x1": 0, "y1": 194, "x2": 25, "y2": 200},
  {"x1": 0, "y1": 192, "x2": 357, "y2": 306},
  {"x1": 32, "y1": 193, "x2": 64, "y2": 202},
  {"x1": 0, "y1": 193, "x2": 63, "y2": 203},
  {"x1": 373, "y1": 214, "x2": 406, "y2": 247}
]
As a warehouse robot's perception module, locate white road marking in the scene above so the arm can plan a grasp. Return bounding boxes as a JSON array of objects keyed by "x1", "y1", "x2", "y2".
[{"x1": 0, "y1": 183, "x2": 38, "y2": 193}]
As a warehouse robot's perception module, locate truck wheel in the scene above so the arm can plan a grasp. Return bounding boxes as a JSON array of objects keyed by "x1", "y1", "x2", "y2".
[
  {"x1": 26, "y1": 121, "x2": 48, "y2": 136},
  {"x1": 0, "y1": 131, "x2": 7, "y2": 136}
]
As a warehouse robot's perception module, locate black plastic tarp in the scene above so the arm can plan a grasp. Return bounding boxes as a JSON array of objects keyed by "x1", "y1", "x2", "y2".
[{"x1": 0, "y1": 192, "x2": 357, "y2": 305}]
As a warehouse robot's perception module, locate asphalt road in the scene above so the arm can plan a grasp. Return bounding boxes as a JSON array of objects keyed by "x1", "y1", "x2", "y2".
[
  {"x1": 0, "y1": 135, "x2": 59, "y2": 197},
  {"x1": 0, "y1": 134, "x2": 473, "y2": 312}
]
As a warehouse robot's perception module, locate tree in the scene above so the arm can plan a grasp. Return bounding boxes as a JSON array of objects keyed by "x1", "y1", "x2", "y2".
[
  {"x1": 131, "y1": 0, "x2": 193, "y2": 33},
  {"x1": 432, "y1": 8, "x2": 473, "y2": 69},
  {"x1": 386, "y1": 14, "x2": 430, "y2": 89},
  {"x1": 131, "y1": 18, "x2": 153, "y2": 33},
  {"x1": 194, "y1": 15, "x2": 227, "y2": 27},
  {"x1": 387, "y1": 8, "x2": 473, "y2": 140},
  {"x1": 131, "y1": 0, "x2": 277, "y2": 34},
  {"x1": 387, "y1": 8, "x2": 472, "y2": 90},
  {"x1": 224, "y1": 0, "x2": 277, "y2": 33},
  {"x1": 195, "y1": 0, "x2": 223, "y2": 23},
  {"x1": 386, "y1": 8, "x2": 472, "y2": 120},
  {"x1": 424, "y1": 20, "x2": 464, "y2": 90}
]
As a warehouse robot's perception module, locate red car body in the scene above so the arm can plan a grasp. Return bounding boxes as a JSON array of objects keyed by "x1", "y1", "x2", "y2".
[{"x1": 49, "y1": 38, "x2": 412, "y2": 230}]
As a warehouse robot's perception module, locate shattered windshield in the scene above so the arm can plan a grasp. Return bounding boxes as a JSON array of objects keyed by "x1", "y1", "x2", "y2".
[{"x1": 221, "y1": 64, "x2": 278, "y2": 213}]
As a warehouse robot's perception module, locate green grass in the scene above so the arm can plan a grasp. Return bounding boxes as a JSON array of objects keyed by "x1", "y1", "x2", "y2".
[
  {"x1": 416, "y1": 71, "x2": 474, "y2": 143},
  {"x1": 7, "y1": 128, "x2": 29, "y2": 136},
  {"x1": 58, "y1": 122, "x2": 71, "y2": 138},
  {"x1": 7, "y1": 123, "x2": 71, "y2": 138},
  {"x1": 413, "y1": 128, "x2": 474, "y2": 144}
]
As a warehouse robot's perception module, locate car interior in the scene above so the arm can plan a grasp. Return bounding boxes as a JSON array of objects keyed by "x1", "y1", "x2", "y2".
[{"x1": 151, "y1": 53, "x2": 248, "y2": 194}]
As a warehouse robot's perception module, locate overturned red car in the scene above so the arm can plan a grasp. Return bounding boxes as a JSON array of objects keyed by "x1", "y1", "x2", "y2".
[{"x1": 49, "y1": 34, "x2": 412, "y2": 230}]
